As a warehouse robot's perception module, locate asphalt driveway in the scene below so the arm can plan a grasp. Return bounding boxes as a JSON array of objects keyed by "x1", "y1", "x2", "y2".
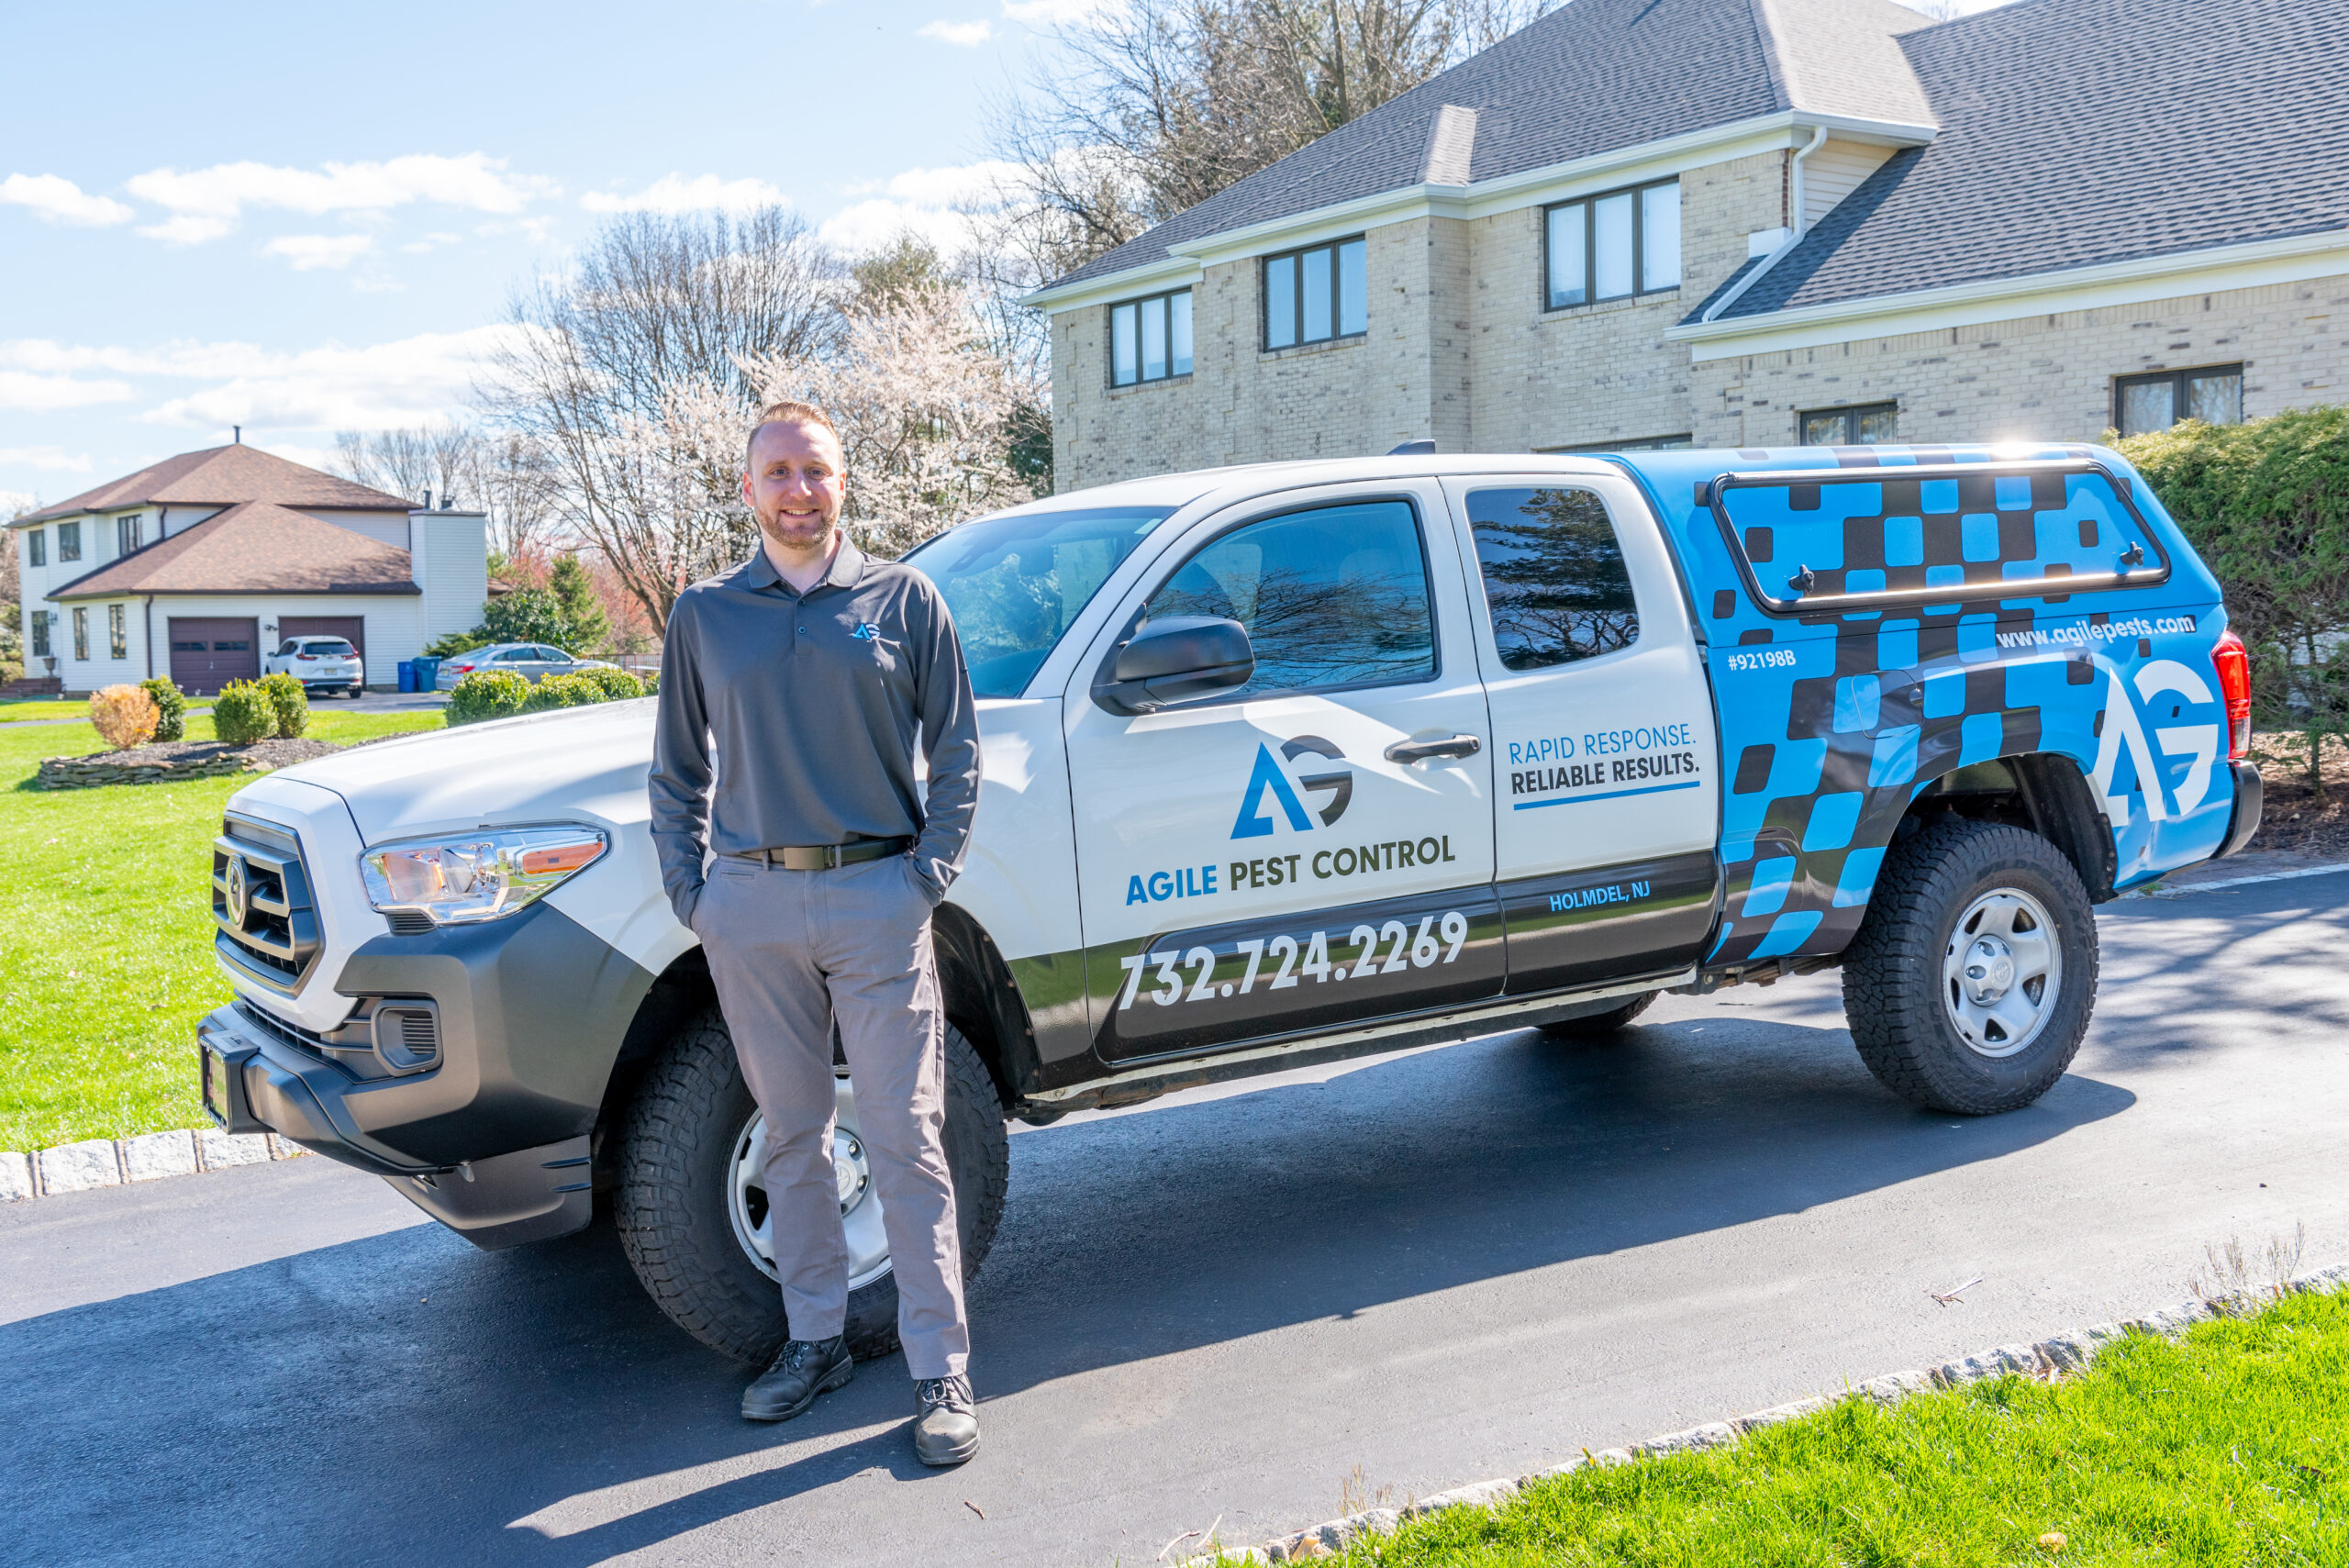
[{"x1": 5, "y1": 873, "x2": 2346, "y2": 1566}]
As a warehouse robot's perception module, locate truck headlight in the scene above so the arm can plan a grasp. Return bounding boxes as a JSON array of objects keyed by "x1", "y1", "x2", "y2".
[{"x1": 360, "y1": 826, "x2": 608, "y2": 925}]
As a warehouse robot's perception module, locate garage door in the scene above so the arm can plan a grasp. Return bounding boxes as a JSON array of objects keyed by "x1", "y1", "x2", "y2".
[
  {"x1": 278, "y1": 616, "x2": 367, "y2": 680},
  {"x1": 167, "y1": 617, "x2": 259, "y2": 694}
]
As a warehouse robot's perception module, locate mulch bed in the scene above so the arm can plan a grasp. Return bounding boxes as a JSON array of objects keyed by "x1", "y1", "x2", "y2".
[
  {"x1": 2243, "y1": 730, "x2": 2349, "y2": 861},
  {"x1": 32, "y1": 733, "x2": 384, "y2": 789}
]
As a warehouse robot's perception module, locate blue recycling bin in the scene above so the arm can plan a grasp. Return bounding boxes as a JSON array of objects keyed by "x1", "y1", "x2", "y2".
[
  {"x1": 413, "y1": 657, "x2": 442, "y2": 692},
  {"x1": 396, "y1": 660, "x2": 417, "y2": 693}
]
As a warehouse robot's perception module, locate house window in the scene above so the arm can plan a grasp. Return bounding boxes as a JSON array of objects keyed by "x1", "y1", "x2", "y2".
[
  {"x1": 25, "y1": 528, "x2": 42, "y2": 568},
  {"x1": 1545, "y1": 179, "x2": 1680, "y2": 308},
  {"x1": 117, "y1": 514, "x2": 143, "y2": 556},
  {"x1": 1263, "y1": 236, "x2": 1367, "y2": 350},
  {"x1": 2114, "y1": 364, "x2": 2243, "y2": 438},
  {"x1": 1109, "y1": 288, "x2": 1193, "y2": 386},
  {"x1": 106, "y1": 604, "x2": 127, "y2": 660},
  {"x1": 72, "y1": 606, "x2": 90, "y2": 662},
  {"x1": 58, "y1": 520, "x2": 82, "y2": 561},
  {"x1": 1800, "y1": 403, "x2": 1899, "y2": 445},
  {"x1": 30, "y1": 611, "x2": 50, "y2": 659}
]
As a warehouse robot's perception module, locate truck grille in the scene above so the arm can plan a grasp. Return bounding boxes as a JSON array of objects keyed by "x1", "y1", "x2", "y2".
[{"x1": 213, "y1": 814, "x2": 322, "y2": 995}]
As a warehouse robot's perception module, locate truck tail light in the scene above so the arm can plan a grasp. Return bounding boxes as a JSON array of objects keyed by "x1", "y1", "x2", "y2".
[{"x1": 2212, "y1": 628, "x2": 2252, "y2": 760}]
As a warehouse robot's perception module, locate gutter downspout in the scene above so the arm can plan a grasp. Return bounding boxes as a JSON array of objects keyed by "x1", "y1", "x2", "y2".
[
  {"x1": 144, "y1": 595, "x2": 154, "y2": 680},
  {"x1": 1700, "y1": 122, "x2": 1830, "y2": 325}
]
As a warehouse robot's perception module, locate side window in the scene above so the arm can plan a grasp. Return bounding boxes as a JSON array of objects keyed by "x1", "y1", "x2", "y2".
[
  {"x1": 1464, "y1": 487, "x2": 1641, "y2": 670},
  {"x1": 275, "y1": 641, "x2": 297, "y2": 657},
  {"x1": 26, "y1": 528, "x2": 43, "y2": 568},
  {"x1": 1143, "y1": 499, "x2": 1435, "y2": 698},
  {"x1": 58, "y1": 520, "x2": 82, "y2": 562},
  {"x1": 495, "y1": 648, "x2": 534, "y2": 662}
]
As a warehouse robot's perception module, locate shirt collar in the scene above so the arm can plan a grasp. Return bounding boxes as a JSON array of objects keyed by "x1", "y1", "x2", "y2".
[{"x1": 738, "y1": 533, "x2": 867, "y2": 596}]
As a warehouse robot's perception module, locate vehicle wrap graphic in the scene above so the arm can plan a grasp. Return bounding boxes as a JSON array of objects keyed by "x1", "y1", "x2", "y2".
[
  {"x1": 1232, "y1": 735, "x2": 1353, "y2": 836},
  {"x1": 1609, "y1": 444, "x2": 2234, "y2": 971}
]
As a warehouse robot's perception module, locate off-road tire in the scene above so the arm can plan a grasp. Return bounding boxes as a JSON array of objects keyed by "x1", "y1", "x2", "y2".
[
  {"x1": 1538, "y1": 991, "x2": 1658, "y2": 1039},
  {"x1": 614, "y1": 1006, "x2": 1009, "y2": 1365},
  {"x1": 1842, "y1": 817, "x2": 2098, "y2": 1115}
]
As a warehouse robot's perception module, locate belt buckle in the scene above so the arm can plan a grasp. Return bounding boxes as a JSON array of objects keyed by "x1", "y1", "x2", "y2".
[{"x1": 824, "y1": 846, "x2": 844, "y2": 870}]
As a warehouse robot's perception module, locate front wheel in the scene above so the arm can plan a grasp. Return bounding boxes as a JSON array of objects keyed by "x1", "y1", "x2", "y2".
[
  {"x1": 614, "y1": 1006, "x2": 1009, "y2": 1364},
  {"x1": 1841, "y1": 817, "x2": 2099, "y2": 1115}
]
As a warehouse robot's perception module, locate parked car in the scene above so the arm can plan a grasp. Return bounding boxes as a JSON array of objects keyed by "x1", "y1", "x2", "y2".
[
  {"x1": 262, "y1": 636, "x2": 364, "y2": 697},
  {"x1": 432, "y1": 642, "x2": 615, "y2": 688},
  {"x1": 198, "y1": 444, "x2": 2259, "y2": 1367}
]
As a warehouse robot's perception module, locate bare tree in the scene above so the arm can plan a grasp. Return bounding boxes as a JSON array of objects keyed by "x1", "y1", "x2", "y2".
[
  {"x1": 329, "y1": 423, "x2": 563, "y2": 557},
  {"x1": 990, "y1": 0, "x2": 1557, "y2": 275},
  {"x1": 481, "y1": 206, "x2": 842, "y2": 624}
]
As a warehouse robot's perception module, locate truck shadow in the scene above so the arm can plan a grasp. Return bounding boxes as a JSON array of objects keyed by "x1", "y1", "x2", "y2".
[{"x1": 0, "y1": 1011, "x2": 2139, "y2": 1566}]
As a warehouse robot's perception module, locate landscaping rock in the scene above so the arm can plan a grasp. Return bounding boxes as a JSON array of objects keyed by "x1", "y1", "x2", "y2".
[
  {"x1": 38, "y1": 1139, "x2": 121, "y2": 1193},
  {"x1": 35, "y1": 736, "x2": 344, "y2": 790},
  {"x1": 119, "y1": 1130, "x2": 198, "y2": 1182},
  {"x1": 1733, "y1": 1396, "x2": 1831, "y2": 1431},
  {"x1": 0, "y1": 1152, "x2": 31, "y2": 1203},
  {"x1": 267, "y1": 1134, "x2": 309, "y2": 1160},
  {"x1": 1860, "y1": 1370, "x2": 1934, "y2": 1403},
  {"x1": 1408, "y1": 1477, "x2": 1518, "y2": 1518},
  {"x1": 197, "y1": 1129, "x2": 273, "y2": 1169}
]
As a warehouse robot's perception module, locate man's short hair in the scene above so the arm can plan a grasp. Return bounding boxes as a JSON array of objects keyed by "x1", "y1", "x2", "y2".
[{"x1": 744, "y1": 400, "x2": 842, "y2": 472}]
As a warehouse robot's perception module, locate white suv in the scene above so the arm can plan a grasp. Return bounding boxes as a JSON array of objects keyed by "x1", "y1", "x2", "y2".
[{"x1": 262, "y1": 637, "x2": 364, "y2": 697}]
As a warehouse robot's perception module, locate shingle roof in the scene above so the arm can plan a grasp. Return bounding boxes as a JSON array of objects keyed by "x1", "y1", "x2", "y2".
[
  {"x1": 48, "y1": 502, "x2": 419, "y2": 600},
  {"x1": 1715, "y1": 0, "x2": 2349, "y2": 318},
  {"x1": 1046, "y1": 0, "x2": 1937, "y2": 292},
  {"x1": 17, "y1": 443, "x2": 415, "y2": 525}
]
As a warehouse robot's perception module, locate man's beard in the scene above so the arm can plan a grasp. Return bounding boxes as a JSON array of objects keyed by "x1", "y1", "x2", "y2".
[{"x1": 758, "y1": 502, "x2": 835, "y2": 554}]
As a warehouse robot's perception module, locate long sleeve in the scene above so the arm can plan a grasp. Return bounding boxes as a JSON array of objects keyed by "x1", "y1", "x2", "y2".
[
  {"x1": 647, "y1": 596, "x2": 715, "y2": 926},
  {"x1": 907, "y1": 578, "x2": 982, "y2": 904}
]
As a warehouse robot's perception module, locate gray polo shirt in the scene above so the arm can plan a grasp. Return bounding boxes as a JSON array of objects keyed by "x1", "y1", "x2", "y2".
[{"x1": 648, "y1": 538, "x2": 981, "y2": 926}]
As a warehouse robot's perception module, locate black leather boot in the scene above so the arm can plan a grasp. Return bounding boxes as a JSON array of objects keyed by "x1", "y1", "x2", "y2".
[
  {"x1": 912, "y1": 1373, "x2": 980, "y2": 1465},
  {"x1": 741, "y1": 1336, "x2": 853, "y2": 1422}
]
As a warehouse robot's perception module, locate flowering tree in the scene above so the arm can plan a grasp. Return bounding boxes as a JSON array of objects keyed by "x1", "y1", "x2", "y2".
[{"x1": 743, "y1": 282, "x2": 1036, "y2": 558}]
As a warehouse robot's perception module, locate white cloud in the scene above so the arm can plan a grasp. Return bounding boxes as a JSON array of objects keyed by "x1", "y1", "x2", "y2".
[
  {"x1": 818, "y1": 160, "x2": 1022, "y2": 254},
  {"x1": 0, "y1": 173, "x2": 134, "y2": 227},
  {"x1": 401, "y1": 231, "x2": 464, "y2": 253},
  {"x1": 919, "y1": 17, "x2": 996, "y2": 44},
  {"x1": 125, "y1": 154, "x2": 552, "y2": 242},
  {"x1": 263, "y1": 234, "x2": 376, "y2": 270},
  {"x1": 0, "y1": 446, "x2": 95, "y2": 473},
  {"x1": 0, "y1": 371, "x2": 136, "y2": 412},
  {"x1": 580, "y1": 173, "x2": 790, "y2": 215}
]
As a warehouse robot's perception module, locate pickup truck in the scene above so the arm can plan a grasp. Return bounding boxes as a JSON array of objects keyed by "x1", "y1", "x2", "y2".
[{"x1": 197, "y1": 444, "x2": 2261, "y2": 1364}]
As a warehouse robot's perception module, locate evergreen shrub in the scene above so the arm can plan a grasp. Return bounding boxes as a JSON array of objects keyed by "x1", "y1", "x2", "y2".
[
  {"x1": 448, "y1": 669, "x2": 529, "y2": 726},
  {"x1": 211, "y1": 682, "x2": 279, "y2": 745},
  {"x1": 257, "y1": 672, "x2": 309, "y2": 738},
  {"x1": 139, "y1": 676, "x2": 186, "y2": 741}
]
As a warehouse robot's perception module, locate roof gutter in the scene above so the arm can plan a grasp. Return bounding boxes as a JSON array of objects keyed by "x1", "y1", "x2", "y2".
[{"x1": 1698, "y1": 122, "x2": 1829, "y2": 325}]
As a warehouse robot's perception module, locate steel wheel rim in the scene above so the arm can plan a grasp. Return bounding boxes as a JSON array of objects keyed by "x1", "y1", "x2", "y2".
[
  {"x1": 1942, "y1": 887, "x2": 2063, "y2": 1059},
  {"x1": 726, "y1": 1074, "x2": 894, "y2": 1293}
]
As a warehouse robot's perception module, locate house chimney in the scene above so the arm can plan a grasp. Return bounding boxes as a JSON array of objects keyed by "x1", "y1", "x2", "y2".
[
  {"x1": 422, "y1": 488, "x2": 433, "y2": 511},
  {"x1": 233, "y1": 425, "x2": 242, "y2": 444}
]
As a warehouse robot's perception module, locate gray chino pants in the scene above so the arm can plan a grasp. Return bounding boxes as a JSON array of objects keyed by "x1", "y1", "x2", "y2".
[{"x1": 694, "y1": 853, "x2": 969, "y2": 1379}]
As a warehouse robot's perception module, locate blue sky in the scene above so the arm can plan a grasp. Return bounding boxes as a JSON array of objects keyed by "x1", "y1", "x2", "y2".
[{"x1": 0, "y1": 0, "x2": 1078, "y2": 509}]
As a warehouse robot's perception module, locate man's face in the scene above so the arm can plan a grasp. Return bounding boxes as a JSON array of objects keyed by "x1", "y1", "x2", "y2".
[{"x1": 740, "y1": 420, "x2": 848, "y2": 555}]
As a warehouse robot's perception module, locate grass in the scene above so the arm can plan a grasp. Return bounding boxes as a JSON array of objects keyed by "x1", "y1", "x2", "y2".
[
  {"x1": 0, "y1": 706, "x2": 444, "y2": 1151},
  {"x1": 1230, "y1": 1289, "x2": 2349, "y2": 1568}
]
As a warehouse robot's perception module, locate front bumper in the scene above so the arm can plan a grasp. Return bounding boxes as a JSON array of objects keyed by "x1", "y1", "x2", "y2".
[{"x1": 196, "y1": 896, "x2": 657, "y2": 1249}]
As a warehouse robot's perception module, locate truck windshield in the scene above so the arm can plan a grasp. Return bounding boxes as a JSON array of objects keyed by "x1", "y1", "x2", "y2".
[{"x1": 903, "y1": 506, "x2": 1173, "y2": 697}]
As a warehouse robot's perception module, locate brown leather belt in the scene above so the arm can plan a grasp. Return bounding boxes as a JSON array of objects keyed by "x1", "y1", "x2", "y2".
[{"x1": 732, "y1": 837, "x2": 911, "y2": 872}]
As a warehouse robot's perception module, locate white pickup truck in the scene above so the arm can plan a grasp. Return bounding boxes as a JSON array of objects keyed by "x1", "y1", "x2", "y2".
[{"x1": 197, "y1": 445, "x2": 2260, "y2": 1363}]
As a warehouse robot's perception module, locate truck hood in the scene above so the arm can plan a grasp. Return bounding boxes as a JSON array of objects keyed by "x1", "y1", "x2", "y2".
[{"x1": 273, "y1": 700, "x2": 661, "y2": 846}]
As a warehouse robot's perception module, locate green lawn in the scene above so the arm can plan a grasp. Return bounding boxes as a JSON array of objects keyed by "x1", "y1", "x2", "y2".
[
  {"x1": 0, "y1": 697, "x2": 118, "y2": 725},
  {"x1": 0, "y1": 707, "x2": 444, "y2": 1151},
  {"x1": 1246, "y1": 1290, "x2": 2349, "y2": 1567}
]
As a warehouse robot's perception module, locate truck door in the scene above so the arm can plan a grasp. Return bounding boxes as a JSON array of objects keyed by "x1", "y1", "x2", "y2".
[
  {"x1": 1063, "y1": 482, "x2": 1506, "y2": 1065},
  {"x1": 1437, "y1": 473, "x2": 1722, "y2": 992}
]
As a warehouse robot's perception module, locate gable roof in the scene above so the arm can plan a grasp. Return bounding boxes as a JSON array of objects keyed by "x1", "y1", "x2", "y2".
[
  {"x1": 1044, "y1": 0, "x2": 1938, "y2": 293},
  {"x1": 48, "y1": 502, "x2": 419, "y2": 601},
  {"x1": 1714, "y1": 0, "x2": 2349, "y2": 318},
  {"x1": 17, "y1": 443, "x2": 415, "y2": 525}
]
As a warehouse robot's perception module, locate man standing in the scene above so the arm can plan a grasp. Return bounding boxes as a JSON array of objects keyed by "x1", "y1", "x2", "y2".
[{"x1": 648, "y1": 400, "x2": 985, "y2": 1466}]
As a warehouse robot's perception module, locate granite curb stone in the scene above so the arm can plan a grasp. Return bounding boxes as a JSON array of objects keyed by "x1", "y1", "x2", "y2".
[
  {"x1": 1177, "y1": 1262, "x2": 2349, "y2": 1566},
  {"x1": 3, "y1": 1126, "x2": 306, "y2": 1200}
]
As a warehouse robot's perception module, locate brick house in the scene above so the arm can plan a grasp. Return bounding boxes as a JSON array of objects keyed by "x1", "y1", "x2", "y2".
[
  {"x1": 8, "y1": 442, "x2": 486, "y2": 695},
  {"x1": 1027, "y1": 0, "x2": 2348, "y2": 489}
]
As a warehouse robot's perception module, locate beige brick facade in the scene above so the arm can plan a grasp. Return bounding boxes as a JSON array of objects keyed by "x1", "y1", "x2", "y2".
[{"x1": 1046, "y1": 150, "x2": 2348, "y2": 491}]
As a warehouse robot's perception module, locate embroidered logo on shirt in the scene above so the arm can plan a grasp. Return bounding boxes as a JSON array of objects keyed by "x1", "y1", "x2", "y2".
[{"x1": 850, "y1": 623, "x2": 884, "y2": 642}]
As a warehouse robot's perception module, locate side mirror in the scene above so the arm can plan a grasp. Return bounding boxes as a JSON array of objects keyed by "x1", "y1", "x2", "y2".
[{"x1": 1092, "y1": 616, "x2": 1254, "y2": 715}]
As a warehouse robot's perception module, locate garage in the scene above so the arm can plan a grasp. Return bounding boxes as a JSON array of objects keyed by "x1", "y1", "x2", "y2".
[
  {"x1": 278, "y1": 615, "x2": 367, "y2": 677},
  {"x1": 167, "y1": 617, "x2": 259, "y2": 693}
]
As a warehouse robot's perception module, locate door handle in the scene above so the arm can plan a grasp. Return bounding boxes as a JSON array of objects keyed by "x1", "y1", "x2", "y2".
[{"x1": 1385, "y1": 734, "x2": 1483, "y2": 765}]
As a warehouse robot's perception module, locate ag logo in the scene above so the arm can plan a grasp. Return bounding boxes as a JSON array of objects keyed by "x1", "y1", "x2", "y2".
[
  {"x1": 1232, "y1": 736, "x2": 1352, "y2": 839},
  {"x1": 2090, "y1": 662, "x2": 2221, "y2": 822}
]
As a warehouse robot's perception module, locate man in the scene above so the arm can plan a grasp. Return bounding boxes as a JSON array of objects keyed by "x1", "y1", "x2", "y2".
[{"x1": 647, "y1": 400, "x2": 984, "y2": 1466}]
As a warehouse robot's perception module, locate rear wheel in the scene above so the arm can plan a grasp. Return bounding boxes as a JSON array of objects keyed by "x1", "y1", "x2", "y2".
[
  {"x1": 614, "y1": 1006, "x2": 1009, "y2": 1364},
  {"x1": 1841, "y1": 817, "x2": 2098, "y2": 1114}
]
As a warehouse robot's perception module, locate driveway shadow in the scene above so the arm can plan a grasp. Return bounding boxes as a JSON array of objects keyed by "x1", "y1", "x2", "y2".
[{"x1": 0, "y1": 1004, "x2": 2137, "y2": 1566}]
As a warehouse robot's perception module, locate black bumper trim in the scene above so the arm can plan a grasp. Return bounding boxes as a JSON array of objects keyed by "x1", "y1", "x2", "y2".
[{"x1": 2214, "y1": 759, "x2": 2264, "y2": 861}]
